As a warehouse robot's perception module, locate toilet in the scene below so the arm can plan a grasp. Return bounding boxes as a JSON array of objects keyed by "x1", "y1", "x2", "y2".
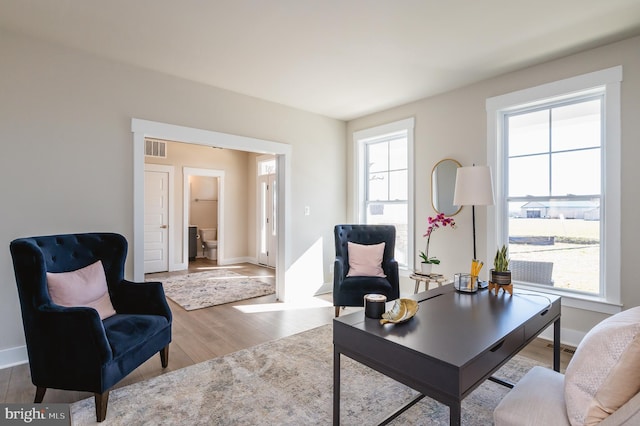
[{"x1": 199, "y1": 228, "x2": 218, "y2": 260}]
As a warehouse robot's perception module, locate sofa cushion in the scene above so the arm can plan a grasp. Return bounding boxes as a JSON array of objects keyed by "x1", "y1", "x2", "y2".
[
  {"x1": 46, "y1": 260, "x2": 116, "y2": 320},
  {"x1": 564, "y1": 307, "x2": 640, "y2": 425},
  {"x1": 346, "y1": 242, "x2": 386, "y2": 277}
]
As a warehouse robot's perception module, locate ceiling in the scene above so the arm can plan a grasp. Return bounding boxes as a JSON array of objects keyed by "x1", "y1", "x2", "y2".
[{"x1": 2, "y1": 1, "x2": 640, "y2": 121}]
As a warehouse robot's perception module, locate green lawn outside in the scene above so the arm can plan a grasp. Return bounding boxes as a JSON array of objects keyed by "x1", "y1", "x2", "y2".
[{"x1": 508, "y1": 218, "x2": 600, "y2": 293}]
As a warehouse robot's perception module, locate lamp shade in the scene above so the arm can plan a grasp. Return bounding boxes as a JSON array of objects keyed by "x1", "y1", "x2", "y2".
[{"x1": 453, "y1": 166, "x2": 495, "y2": 206}]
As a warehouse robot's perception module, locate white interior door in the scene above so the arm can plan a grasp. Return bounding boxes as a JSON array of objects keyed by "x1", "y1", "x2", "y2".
[
  {"x1": 144, "y1": 169, "x2": 169, "y2": 273},
  {"x1": 258, "y1": 173, "x2": 277, "y2": 267}
]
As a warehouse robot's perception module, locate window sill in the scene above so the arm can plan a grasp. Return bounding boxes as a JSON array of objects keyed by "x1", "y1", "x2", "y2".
[{"x1": 515, "y1": 283, "x2": 622, "y2": 315}]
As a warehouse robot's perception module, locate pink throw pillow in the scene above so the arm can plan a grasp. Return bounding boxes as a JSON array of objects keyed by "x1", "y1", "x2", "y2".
[
  {"x1": 346, "y1": 242, "x2": 386, "y2": 278},
  {"x1": 46, "y1": 260, "x2": 116, "y2": 320}
]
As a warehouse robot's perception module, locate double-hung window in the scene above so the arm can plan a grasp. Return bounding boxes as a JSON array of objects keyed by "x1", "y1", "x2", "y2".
[
  {"x1": 487, "y1": 67, "x2": 622, "y2": 313},
  {"x1": 354, "y1": 118, "x2": 414, "y2": 269}
]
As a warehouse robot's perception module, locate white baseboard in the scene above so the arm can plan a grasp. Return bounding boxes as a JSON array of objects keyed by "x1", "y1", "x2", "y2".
[
  {"x1": 220, "y1": 256, "x2": 256, "y2": 266},
  {"x1": 538, "y1": 324, "x2": 585, "y2": 348},
  {"x1": 0, "y1": 345, "x2": 28, "y2": 370},
  {"x1": 314, "y1": 283, "x2": 332, "y2": 296}
]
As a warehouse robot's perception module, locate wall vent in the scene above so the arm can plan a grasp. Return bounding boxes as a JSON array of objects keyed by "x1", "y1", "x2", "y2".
[{"x1": 145, "y1": 139, "x2": 167, "y2": 158}]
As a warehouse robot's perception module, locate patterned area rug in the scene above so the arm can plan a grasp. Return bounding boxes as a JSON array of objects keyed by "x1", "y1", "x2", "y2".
[
  {"x1": 152, "y1": 270, "x2": 275, "y2": 310},
  {"x1": 70, "y1": 324, "x2": 546, "y2": 425}
]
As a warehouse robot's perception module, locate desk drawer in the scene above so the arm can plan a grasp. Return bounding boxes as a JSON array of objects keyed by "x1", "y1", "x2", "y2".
[
  {"x1": 461, "y1": 326, "x2": 524, "y2": 392},
  {"x1": 524, "y1": 302, "x2": 560, "y2": 341}
]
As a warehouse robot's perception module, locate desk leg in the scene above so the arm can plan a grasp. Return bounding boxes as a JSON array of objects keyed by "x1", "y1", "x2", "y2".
[
  {"x1": 554, "y1": 317, "x2": 561, "y2": 372},
  {"x1": 450, "y1": 403, "x2": 461, "y2": 426},
  {"x1": 333, "y1": 347, "x2": 340, "y2": 425}
]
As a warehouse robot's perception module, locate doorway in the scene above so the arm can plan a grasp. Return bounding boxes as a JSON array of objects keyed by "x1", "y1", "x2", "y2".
[
  {"x1": 257, "y1": 155, "x2": 276, "y2": 268},
  {"x1": 183, "y1": 167, "x2": 224, "y2": 265},
  {"x1": 132, "y1": 118, "x2": 292, "y2": 301}
]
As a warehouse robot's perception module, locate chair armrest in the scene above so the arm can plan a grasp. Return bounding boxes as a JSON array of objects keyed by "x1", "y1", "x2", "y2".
[
  {"x1": 382, "y1": 258, "x2": 399, "y2": 275},
  {"x1": 34, "y1": 305, "x2": 113, "y2": 365},
  {"x1": 333, "y1": 257, "x2": 346, "y2": 288},
  {"x1": 382, "y1": 259, "x2": 400, "y2": 299},
  {"x1": 111, "y1": 280, "x2": 172, "y2": 322},
  {"x1": 601, "y1": 389, "x2": 640, "y2": 425}
]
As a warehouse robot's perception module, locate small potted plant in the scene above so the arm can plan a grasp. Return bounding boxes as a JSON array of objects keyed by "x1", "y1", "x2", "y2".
[
  {"x1": 491, "y1": 245, "x2": 512, "y2": 285},
  {"x1": 419, "y1": 213, "x2": 455, "y2": 274}
]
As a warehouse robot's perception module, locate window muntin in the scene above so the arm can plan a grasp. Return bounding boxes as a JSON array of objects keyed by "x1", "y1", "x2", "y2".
[
  {"x1": 363, "y1": 135, "x2": 409, "y2": 267},
  {"x1": 355, "y1": 119, "x2": 414, "y2": 269},
  {"x1": 505, "y1": 96, "x2": 602, "y2": 295}
]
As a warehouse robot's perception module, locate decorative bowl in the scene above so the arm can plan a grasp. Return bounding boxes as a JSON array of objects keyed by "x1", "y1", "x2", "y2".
[{"x1": 380, "y1": 298, "x2": 419, "y2": 324}]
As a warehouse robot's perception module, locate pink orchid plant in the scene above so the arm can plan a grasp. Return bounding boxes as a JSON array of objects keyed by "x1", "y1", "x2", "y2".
[{"x1": 419, "y1": 213, "x2": 456, "y2": 264}]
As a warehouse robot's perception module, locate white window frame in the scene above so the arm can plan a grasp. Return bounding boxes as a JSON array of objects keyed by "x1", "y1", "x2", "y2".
[
  {"x1": 354, "y1": 117, "x2": 415, "y2": 271},
  {"x1": 486, "y1": 66, "x2": 622, "y2": 315}
]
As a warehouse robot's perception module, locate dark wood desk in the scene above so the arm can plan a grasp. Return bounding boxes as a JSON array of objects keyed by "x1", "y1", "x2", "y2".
[{"x1": 333, "y1": 285, "x2": 561, "y2": 426}]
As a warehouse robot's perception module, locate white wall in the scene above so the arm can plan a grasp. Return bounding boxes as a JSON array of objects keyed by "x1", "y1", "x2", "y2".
[
  {"x1": 347, "y1": 35, "x2": 640, "y2": 345},
  {"x1": 0, "y1": 28, "x2": 346, "y2": 363}
]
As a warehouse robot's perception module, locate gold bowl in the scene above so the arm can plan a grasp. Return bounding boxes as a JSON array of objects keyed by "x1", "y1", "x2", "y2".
[{"x1": 380, "y1": 298, "x2": 419, "y2": 324}]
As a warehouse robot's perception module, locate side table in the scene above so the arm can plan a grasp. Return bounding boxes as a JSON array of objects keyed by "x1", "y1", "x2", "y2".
[{"x1": 410, "y1": 272, "x2": 450, "y2": 294}]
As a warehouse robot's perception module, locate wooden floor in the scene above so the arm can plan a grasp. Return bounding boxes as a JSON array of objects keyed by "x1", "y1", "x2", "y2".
[{"x1": 0, "y1": 259, "x2": 573, "y2": 406}]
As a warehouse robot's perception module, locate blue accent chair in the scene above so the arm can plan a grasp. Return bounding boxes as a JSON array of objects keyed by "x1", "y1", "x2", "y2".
[
  {"x1": 333, "y1": 225, "x2": 400, "y2": 317},
  {"x1": 10, "y1": 233, "x2": 172, "y2": 422}
]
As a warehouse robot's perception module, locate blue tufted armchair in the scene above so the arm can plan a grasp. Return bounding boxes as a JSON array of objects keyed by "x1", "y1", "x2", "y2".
[
  {"x1": 10, "y1": 233, "x2": 172, "y2": 422},
  {"x1": 333, "y1": 225, "x2": 400, "y2": 317}
]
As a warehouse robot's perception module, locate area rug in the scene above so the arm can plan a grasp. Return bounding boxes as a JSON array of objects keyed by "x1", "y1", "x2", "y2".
[
  {"x1": 70, "y1": 324, "x2": 547, "y2": 425},
  {"x1": 153, "y1": 270, "x2": 275, "y2": 310}
]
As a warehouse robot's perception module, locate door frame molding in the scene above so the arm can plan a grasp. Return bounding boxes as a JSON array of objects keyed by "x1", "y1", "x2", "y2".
[
  {"x1": 132, "y1": 118, "x2": 291, "y2": 301},
  {"x1": 183, "y1": 167, "x2": 225, "y2": 266},
  {"x1": 256, "y1": 154, "x2": 276, "y2": 267},
  {"x1": 144, "y1": 163, "x2": 175, "y2": 272}
]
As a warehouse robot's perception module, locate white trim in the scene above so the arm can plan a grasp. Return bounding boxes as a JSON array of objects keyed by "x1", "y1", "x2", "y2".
[
  {"x1": 144, "y1": 163, "x2": 176, "y2": 272},
  {"x1": 485, "y1": 66, "x2": 622, "y2": 112},
  {"x1": 353, "y1": 117, "x2": 415, "y2": 268},
  {"x1": 255, "y1": 154, "x2": 277, "y2": 267},
  {"x1": 486, "y1": 66, "x2": 623, "y2": 312},
  {"x1": 539, "y1": 324, "x2": 586, "y2": 348},
  {"x1": 183, "y1": 167, "x2": 225, "y2": 266},
  {"x1": 132, "y1": 118, "x2": 292, "y2": 301},
  {"x1": 0, "y1": 345, "x2": 28, "y2": 369},
  {"x1": 353, "y1": 117, "x2": 416, "y2": 142}
]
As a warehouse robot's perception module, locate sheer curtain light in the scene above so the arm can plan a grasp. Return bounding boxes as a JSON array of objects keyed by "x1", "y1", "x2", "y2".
[{"x1": 453, "y1": 166, "x2": 495, "y2": 259}]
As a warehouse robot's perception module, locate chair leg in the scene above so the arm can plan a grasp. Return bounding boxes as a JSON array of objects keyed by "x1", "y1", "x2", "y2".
[
  {"x1": 34, "y1": 386, "x2": 46, "y2": 403},
  {"x1": 335, "y1": 306, "x2": 340, "y2": 317},
  {"x1": 95, "y1": 391, "x2": 109, "y2": 422},
  {"x1": 160, "y1": 344, "x2": 170, "y2": 368}
]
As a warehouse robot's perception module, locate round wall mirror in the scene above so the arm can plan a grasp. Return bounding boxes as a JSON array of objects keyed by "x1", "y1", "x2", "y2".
[{"x1": 431, "y1": 158, "x2": 462, "y2": 216}]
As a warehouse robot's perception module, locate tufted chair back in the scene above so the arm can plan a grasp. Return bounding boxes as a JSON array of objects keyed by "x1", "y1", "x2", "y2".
[
  {"x1": 334, "y1": 224, "x2": 397, "y2": 275},
  {"x1": 10, "y1": 233, "x2": 127, "y2": 319}
]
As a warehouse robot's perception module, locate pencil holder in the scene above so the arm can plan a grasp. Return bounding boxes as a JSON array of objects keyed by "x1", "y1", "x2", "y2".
[{"x1": 454, "y1": 273, "x2": 478, "y2": 293}]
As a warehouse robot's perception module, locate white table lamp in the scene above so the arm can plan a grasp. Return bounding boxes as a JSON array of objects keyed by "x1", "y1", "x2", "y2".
[{"x1": 453, "y1": 165, "x2": 495, "y2": 259}]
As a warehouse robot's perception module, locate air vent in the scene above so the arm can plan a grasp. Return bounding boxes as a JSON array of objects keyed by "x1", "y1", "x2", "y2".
[
  {"x1": 145, "y1": 139, "x2": 167, "y2": 158},
  {"x1": 546, "y1": 343, "x2": 576, "y2": 354}
]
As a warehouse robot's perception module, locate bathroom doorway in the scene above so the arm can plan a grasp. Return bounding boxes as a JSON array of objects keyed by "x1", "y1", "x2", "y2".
[{"x1": 183, "y1": 167, "x2": 224, "y2": 265}]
